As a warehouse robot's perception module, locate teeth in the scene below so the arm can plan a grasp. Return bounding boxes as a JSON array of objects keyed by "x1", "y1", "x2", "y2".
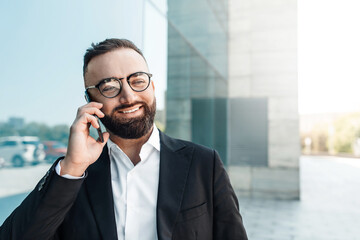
[{"x1": 121, "y1": 107, "x2": 140, "y2": 113}]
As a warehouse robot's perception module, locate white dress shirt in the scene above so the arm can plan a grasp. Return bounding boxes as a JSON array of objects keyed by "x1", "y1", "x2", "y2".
[
  {"x1": 56, "y1": 126, "x2": 160, "y2": 240},
  {"x1": 108, "y1": 126, "x2": 160, "y2": 240}
]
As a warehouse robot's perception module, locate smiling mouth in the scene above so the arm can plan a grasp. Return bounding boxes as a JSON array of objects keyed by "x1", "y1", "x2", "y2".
[{"x1": 119, "y1": 106, "x2": 141, "y2": 114}]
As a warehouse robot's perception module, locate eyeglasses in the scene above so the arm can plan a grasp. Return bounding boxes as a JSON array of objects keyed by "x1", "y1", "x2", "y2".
[{"x1": 85, "y1": 71, "x2": 152, "y2": 98}]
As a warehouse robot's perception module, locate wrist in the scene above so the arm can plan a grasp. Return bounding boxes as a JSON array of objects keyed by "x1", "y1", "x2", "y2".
[{"x1": 60, "y1": 157, "x2": 88, "y2": 177}]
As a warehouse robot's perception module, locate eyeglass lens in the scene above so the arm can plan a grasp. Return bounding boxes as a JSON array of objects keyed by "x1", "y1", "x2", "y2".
[{"x1": 99, "y1": 73, "x2": 150, "y2": 98}]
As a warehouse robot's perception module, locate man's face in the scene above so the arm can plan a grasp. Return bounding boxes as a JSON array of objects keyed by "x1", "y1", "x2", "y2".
[{"x1": 84, "y1": 48, "x2": 156, "y2": 139}]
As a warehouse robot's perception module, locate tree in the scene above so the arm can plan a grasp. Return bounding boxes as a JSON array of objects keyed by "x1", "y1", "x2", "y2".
[
  {"x1": 0, "y1": 120, "x2": 69, "y2": 145},
  {"x1": 332, "y1": 113, "x2": 360, "y2": 154}
]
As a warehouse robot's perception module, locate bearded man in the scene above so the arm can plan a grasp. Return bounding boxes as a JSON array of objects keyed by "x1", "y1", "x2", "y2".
[{"x1": 0, "y1": 38, "x2": 248, "y2": 240}]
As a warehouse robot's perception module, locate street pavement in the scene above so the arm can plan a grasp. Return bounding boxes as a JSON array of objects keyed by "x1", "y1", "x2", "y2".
[
  {"x1": 239, "y1": 156, "x2": 360, "y2": 240},
  {"x1": 1, "y1": 156, "x2": 360, "y2": 240},
  {"x1": 0, "y1": 164, "x2": 52, "y2": 223}
]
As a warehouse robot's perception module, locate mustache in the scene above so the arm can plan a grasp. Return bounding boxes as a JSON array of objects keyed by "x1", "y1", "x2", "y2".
[{"x1": 111, "y1": 101, "x2": 145, "y2": 114}]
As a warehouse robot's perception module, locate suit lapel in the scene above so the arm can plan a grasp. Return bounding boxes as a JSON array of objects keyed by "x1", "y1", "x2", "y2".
[
  {"x1": 157, "y1": 132, "x2": 194, "y2": 240},
  {"x1": 85, "y1": 145, "x2": 118, "y2": 240}
]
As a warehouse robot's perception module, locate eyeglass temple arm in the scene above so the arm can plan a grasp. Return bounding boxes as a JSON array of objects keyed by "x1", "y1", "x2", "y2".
[{"x1": 85, "y1": 86, "x2": 97, "y2": 90}]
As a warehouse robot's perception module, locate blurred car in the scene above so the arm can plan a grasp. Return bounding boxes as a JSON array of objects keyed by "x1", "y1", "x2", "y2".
[
  {"x1": 43, "y1": 141, "x2": 67, "y2": 162},
  {"x1": 0, "y1": 136, "x2": 46, "y2": 167}
]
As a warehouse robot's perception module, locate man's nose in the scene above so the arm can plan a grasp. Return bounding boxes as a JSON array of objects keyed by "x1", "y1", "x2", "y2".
[{"x1": 118, "y1": 81, "x2": 136, "y2": 104}]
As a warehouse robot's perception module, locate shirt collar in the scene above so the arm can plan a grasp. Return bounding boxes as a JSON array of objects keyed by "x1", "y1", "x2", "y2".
[
  {"x1": 107, "y1": 124, "x2": 160, "y2": 152},
  {"x1": 147, "y1": 124, "x2": 160, "y2": 151}
]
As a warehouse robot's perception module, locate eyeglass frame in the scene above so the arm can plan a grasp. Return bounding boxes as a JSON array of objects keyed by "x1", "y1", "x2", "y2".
[{"x1": 85, "y1": 71, "x2": 153, "y2": 99}]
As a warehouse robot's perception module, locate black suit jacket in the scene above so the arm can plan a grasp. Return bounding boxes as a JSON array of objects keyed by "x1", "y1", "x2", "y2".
[{"x1": 0, "y1": 131, "x2": 247, "y2": 240}]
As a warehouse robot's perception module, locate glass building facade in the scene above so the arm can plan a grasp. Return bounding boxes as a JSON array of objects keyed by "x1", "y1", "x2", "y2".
[{"x1": 165, "y1": 0, "x2": 229, "y2": 163}]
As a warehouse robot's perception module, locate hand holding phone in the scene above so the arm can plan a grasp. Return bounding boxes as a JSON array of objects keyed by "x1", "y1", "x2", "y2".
[
  {"x1": 61, "y1": 99, "x2": 109, "y2": 177},
  {"x1": 85, "y1": 92, "x2": 104, "y2": 143}
]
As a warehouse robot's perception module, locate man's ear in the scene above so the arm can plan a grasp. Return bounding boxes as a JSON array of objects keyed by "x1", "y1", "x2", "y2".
[{"x1": 151, "y1": 80, "x2": 155, "y2": 91}]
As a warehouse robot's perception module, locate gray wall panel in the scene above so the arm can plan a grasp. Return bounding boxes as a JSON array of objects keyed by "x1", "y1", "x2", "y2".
[{"x1": 229, "y1": 98, "x2": 268, "y2": 166}]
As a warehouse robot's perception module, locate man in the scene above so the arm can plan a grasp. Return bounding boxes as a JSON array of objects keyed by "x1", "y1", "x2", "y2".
[{"x1": 0, "y1": 38, "x2": 248, "y2": 240}]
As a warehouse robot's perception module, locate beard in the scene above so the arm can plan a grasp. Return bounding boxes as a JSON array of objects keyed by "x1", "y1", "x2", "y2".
[{"x1": 101, "y1": 98, "x2": 156, "y2": 139}]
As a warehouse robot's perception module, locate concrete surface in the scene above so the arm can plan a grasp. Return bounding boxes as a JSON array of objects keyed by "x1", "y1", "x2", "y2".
[{"x1": 239, "y1": 156, "x2": 360, "y2": 240}]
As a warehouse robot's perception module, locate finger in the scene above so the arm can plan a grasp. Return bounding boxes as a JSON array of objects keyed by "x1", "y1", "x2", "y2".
[
  {"x1": 87, "y1": 108, "x2": 105, "y2": 118},
  {"x1": 71, "y1": 112, "x2": 101, "y2": 135},
  {"x1": 81, "y1": 113, "x2": 100, "y2": 129},
  {"x1": 78, "y1": 106, "x2": 105, "y2": 118},
  {"x1": 85, "y1": 101, "x2": 103, "y2": 108},
  {"x1": 77, "y1": 102, "x2": 103, "y2": 114}
]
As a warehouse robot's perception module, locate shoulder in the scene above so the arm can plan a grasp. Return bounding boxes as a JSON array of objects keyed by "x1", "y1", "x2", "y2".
[
  {"x1": 159, "y1": 131, "x2": 219, "y2": 161},
  {"x1": 160, "y1": 130, "x2": 214, "y2": 150}
]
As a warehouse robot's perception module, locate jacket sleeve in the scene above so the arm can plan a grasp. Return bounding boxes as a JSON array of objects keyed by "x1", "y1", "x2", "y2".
[
  {"x1": 0, "y1": 158, "x2": 85, "y2": 240},
  {"x1": 212, "y1": 150, "x2": 248, "y2": 240}
]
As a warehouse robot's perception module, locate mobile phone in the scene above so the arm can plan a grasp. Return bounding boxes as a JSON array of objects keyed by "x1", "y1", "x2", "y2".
[{"x1": 84, "y1": 91, "x2": 104, "y2": 143}]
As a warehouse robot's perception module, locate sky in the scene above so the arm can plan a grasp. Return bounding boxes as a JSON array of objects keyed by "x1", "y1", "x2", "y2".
[
  {"x1": 1, "y1": 0, "x2": 360, "y2": 126},
  {"x1": 0, "y1": 0, "x2": 167, "y2": 126},
  {"x1": 298, "y1": 0, "x2": 360, "y2": 114}
]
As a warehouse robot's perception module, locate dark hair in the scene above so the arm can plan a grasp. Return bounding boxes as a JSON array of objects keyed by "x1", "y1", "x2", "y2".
[{"x1": 83, "y1": 38, "x2": 145, "y2": 77}]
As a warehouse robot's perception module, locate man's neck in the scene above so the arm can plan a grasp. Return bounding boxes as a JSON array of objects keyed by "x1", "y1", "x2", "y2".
[{"x1": 109, "y1": 126, "x2": 154, "y2": 166}]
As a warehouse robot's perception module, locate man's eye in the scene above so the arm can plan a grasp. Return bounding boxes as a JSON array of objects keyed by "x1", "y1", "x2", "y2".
[
  {"x1": 103, "y1": 86, "x2": 117, "y2": 92},
  {"x1": 131, "y1": 79, "x2": 146, "y2": 85}
]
